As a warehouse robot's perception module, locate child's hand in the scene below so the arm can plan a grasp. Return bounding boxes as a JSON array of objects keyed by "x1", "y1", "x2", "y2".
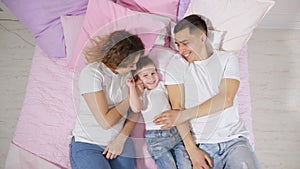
[
  {"x1": 126, "y1": 76, "x2": 136, "y2": 88},
  {"x1": 135, "y1": 79, "x2": 144, "y2": 96}
]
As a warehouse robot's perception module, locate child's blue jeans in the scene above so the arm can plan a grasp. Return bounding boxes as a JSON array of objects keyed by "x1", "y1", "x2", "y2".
[{"x1": 145, "y1": 127, "x2": 192, "y2": 169}]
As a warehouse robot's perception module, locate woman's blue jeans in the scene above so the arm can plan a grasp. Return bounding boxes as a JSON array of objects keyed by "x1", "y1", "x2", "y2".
[{"x1": 69, "y1": 137, "x2": 136, "y2": 169}]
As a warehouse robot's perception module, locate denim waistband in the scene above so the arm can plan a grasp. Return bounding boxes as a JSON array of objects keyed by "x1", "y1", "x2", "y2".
[{"x1": 145, "y1": 127, "x2": 179, "y2": 137}]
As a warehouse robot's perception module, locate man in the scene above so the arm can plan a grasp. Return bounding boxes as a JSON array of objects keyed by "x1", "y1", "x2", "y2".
[{"x1": 154, "y1": 14, "x2": 261, "y2": 169}]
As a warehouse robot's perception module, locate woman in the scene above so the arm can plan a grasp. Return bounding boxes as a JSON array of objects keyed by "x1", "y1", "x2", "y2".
[{"x1": 70, "y1": 30, "x2": 145, "y2": 169}]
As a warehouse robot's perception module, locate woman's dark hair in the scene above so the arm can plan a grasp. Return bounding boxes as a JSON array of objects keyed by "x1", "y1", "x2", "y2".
[
  {"x1": 84, "y1": 30, "x2": 145, "y2": 71},
  {"x1": 174, "y1": 14, "x2": 208, "y2": 36}
]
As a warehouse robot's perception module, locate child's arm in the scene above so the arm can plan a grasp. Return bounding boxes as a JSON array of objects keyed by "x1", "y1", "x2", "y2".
[{"x1": 126, "y1": 77, "x2": 143, "y2": 113}]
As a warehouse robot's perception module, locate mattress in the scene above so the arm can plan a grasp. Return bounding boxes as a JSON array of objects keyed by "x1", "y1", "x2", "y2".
[{"x1": 5, "y1": 44, "x2": 253, "y2": 169}]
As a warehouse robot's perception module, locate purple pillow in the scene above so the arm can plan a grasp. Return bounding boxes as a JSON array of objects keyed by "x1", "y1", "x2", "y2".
[
  {"x1": 177, "y1": 0, "x2": 190, "y2": 21},
  {"x1": 2, "y1": 0, "x2": 88, "y2": 58}
]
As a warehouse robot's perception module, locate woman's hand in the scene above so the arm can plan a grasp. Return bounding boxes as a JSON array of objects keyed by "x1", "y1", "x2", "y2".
[{"x1": 102, "y1": 135, "x2": 127, "y2": 159}]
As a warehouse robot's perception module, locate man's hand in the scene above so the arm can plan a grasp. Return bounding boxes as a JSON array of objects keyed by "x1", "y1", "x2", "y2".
[
  {"x1": 153, "y1": 109, "x2": 187, "y2": 130},
  {"x1": 187, "y1": 146, "x2": 213, "y2": 169}
]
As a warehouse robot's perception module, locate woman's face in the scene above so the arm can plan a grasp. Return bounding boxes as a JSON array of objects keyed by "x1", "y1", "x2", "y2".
[
  {"x1": 137, "y1": 65, "x2": 159, "y2": 90},
  {"x1": 115, "y1": 54, "x2": 140, "y2": 75}
]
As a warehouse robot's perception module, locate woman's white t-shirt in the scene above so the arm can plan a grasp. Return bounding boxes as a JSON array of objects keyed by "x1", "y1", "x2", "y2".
[{"x1": 72, "y1": 62, "x2": 130, "y2": 146}]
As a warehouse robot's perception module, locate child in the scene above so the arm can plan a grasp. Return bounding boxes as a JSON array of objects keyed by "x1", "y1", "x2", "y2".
[{"x1": 126, "y1": 56, "x2": 192, "y2": 169}]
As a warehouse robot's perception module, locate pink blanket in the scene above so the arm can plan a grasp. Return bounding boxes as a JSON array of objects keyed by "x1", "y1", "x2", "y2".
[
  {"x1": 12, "y1": 46, "x2": 76, "y2": 168},
  {"x1": 9, "y1": 45, "x2": 253, "y2": 168}
]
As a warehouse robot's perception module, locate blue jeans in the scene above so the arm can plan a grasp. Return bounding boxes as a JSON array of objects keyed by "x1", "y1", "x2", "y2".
[
  {"x1": 198, "y1": 136, "x2": 261, "y2": 169},
  {"x1": 69, "y1": 137, "x2": 136, "y2": 169},
  {"x1": 145, "y1": 127, "x2": 192, "y2": 169}
]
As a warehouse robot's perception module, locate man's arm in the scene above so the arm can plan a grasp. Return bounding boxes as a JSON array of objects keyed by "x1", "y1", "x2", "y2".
[
  {"x1": 166, "y1": 84, "x2": 212, "y2": 168},
  {"x1": 155, "y1": 78, "x2": 240, "y2": 129},
  {"x1": 184, "y1": 78, "x2": 240, "y2": 120}
]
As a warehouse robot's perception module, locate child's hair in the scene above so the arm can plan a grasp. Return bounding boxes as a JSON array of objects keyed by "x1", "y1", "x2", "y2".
[
  {"x1": 174, "y1": 14, "x2": 208, "y2": 36},
  {"x1": 132, "y1": 56, "x2": 156, "y2": 81},
  {"x1": 84, "y1": 30, "x2": 145, "y2": 71}
]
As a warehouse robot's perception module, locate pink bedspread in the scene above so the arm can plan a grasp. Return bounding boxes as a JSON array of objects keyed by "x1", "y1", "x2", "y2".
[
  {"x1": 9, "y1": 45, "x2": 253, "y2": 168},
  {"x1": 236, "y1": 45, "x2": 254, "y2": 147},
  {"x1": 12, "y1": 46, "x2": 76, "y2": 168}
]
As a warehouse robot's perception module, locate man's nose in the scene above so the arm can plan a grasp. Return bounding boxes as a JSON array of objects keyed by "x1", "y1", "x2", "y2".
[{"x1": 178, "y1": 45, "x2": 185, "y2": 55}]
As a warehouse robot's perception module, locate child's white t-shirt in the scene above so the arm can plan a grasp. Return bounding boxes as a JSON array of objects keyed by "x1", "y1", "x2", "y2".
[
  {"x1": 165, "y1": 51, "x2": 249, "y2": 144},
  {"x1": 141, "y1": 82, "x2": 171, "y2": 130}
]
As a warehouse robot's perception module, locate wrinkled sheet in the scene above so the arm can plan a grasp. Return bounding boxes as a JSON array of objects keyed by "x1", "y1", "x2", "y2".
[
  {"x1": 7, "y1": 45, "x2": 253, "y2": 169},
  {"x1": 11, "y1": 46, "x2": 76, "y2": 168}
]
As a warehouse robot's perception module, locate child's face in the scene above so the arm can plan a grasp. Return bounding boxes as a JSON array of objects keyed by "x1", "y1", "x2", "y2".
[{"x1": 137, "y1": 64, "x2": 159, "y2": 90}]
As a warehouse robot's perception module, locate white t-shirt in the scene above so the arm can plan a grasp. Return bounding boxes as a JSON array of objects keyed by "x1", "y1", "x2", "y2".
[
  {"x1": 72, "y1": 62, "x2": 129, "y2": 146},
  {"x1": 165, "y1": 51, "x2": 249, "y2": 144},
  {"x1": 141, "y1": 82, "x2": 171, "y2": 130}
]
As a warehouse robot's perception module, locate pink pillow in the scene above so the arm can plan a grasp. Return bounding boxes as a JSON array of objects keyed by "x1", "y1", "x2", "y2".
[
  {"x1": 184, "y1": 0, "x2": 274, "y2": 51},
  {"x1": 116, "y1": 0, "x2": 179, "y2": 21},
  {"x1": 2, "y1": 0, "x2": 88, "y2": 58},
  {"x1": 60, "y1": 15, "x2": 85, "y2": 62},
  {"x1": 68, "y1": 0, "x2": 169, "y2": 69}
]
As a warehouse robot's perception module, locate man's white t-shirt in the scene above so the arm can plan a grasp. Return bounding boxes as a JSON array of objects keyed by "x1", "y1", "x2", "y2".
[
  {"x1": 72, "y1": 62, "x2": 129, "y2": 146},
  {"x1": 141, "y1": 82, "x2": 171, "y2": 130},
  {"x1": 165, "y1": 51, "x2": 249, "y2": 144}
]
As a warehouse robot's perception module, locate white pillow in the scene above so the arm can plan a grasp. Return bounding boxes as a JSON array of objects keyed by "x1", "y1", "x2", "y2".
[
  {"x1": 60, "y1": 15, "x2": 85, "y2": 60},
  {"x1": 139, "y1": 12, "x2": 172, "y2": 47},
  {"x1": 184, "y1": 0, "x2": 274, "y2": 51}
]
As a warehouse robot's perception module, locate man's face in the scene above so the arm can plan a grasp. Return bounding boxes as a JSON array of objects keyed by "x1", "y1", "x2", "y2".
[{"x1": 175, "y1": 27, "x2": 205, "y2": 62}]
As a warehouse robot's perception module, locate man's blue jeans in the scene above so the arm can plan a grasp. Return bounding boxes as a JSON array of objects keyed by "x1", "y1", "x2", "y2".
[
  {"x1": 145, "y1": 127, "x2": 192, "y2": 169},
  {"x1": 198, "y1": 136, "x2": 261, "y2": 169},
  {"x1": 69, "y1": 137, "x2": 135, "y2": 169}
]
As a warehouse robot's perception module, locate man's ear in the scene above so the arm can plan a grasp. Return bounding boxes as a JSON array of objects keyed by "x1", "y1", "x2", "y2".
[{"x1": 200, "y1": 33, "x2": 207, "y2": 43}]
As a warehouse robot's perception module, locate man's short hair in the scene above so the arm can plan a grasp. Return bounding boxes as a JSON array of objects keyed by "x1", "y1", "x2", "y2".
[{"x1": 174, "y1": 14, "x2": 208, "y2": 36}]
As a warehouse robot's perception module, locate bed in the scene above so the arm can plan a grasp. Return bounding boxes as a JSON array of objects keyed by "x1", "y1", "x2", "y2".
[{"x1": 3, "y1": 0, "x2": 274, "y2": 168}]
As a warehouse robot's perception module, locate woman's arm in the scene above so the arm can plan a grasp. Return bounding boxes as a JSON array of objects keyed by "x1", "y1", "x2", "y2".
[
  {"x1": 103, "y1": 111, "x2": 140, "y2": 159},
  {"x1": 83, "y1": 91, "x2": 130, "y2": 130}
]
